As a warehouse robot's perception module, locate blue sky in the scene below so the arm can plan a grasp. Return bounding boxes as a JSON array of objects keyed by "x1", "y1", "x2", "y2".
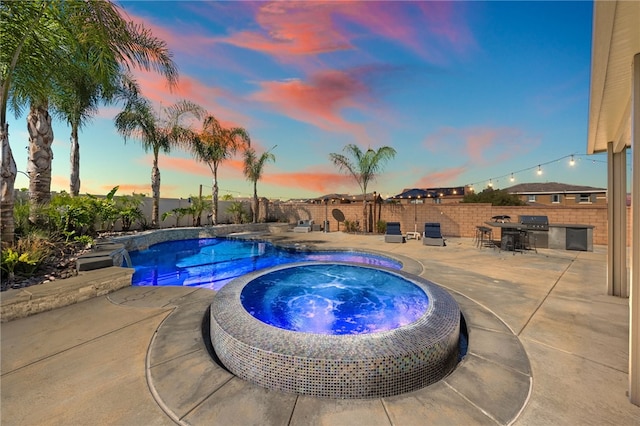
[{"x1": 9, "y1": 0, "x2": 613, "y2": 200}]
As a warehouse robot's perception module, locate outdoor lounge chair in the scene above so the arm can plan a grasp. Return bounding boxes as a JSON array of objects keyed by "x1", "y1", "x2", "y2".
[
  {"x1": 385, "y1": 222, "x2": 405, "y2": 243},
  {"x1": 293, "y1": 219, "x2": 314, "y2": 233},
  {"x1": 423, "y1": 222, "x2": 445, "y2": 246}
]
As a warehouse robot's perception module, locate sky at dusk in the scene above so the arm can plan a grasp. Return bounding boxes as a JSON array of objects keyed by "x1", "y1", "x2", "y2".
[{"x1": 9, "y1": 0, "x2": 616, "y2": 201}]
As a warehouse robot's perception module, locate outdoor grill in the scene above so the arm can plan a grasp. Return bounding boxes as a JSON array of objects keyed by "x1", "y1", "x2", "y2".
[
  {"x1": 519, "y1": 215, "x2": 549, "y2": 248},
  {"x1": 519, "y1": 215, "x2": 549, "y2": 230}
]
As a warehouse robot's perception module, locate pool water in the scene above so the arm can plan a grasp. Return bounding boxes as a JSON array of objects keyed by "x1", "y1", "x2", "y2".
[
  {"x1": 241, "y1": 264, "x2": 429, "y2": 335},
  {"x1": 129, "y1": 238, "x2": 402, "y2": 291}
]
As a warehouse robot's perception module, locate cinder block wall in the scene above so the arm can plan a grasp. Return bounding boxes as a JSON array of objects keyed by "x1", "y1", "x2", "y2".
[{"x1": 269, "y1": 202, "x2": 628, "y2": 246}]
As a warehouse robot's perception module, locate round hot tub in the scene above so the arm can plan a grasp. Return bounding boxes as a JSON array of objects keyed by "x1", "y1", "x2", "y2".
[{"x1": 210, "y1": 262, "x2": 460, "y2": 399}]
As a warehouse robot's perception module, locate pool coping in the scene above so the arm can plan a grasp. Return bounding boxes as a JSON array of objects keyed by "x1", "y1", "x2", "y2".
[{"x1": 1, "y1": 267, "x2": 133, "y2": 322}]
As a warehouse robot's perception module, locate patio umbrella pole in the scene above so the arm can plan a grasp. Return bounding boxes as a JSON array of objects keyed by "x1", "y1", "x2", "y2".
[{"x1": 414, "y1": 199, "x2": 417, "y2": 234}]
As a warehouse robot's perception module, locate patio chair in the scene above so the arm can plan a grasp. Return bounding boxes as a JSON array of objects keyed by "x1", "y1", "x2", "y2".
[
  {"x1": 423, "y1": 222, "x2": 445, "y2": 246},
  {"x1": 385, "y1": 222, "x2": 405, "y2": 243},
  {"x1": 293, "y1": 219, "x2": 314, "y2": 233}
]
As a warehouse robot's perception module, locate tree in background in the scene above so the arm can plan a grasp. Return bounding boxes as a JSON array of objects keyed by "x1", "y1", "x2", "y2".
[
  {"x1": 462, "y1": 187, "x2": 526, "y2": 206},
  {"x1": 243, "y1": 147, "x2": 276, "y2": 223},
  {"x1": 190, "y1": 115, "x2": 250, "y2": 225},
  {"x1": 114, "y1": 98, "x2": 204, "y2": 227},
  {"x1": 329, "y1": 144, "x2": 396, "y2": 231}
]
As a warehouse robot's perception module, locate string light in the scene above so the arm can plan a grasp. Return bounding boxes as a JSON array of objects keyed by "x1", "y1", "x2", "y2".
[
  {"x1": 465, "y1": 152, "x2": 609, "y2": 189},
  {"x1": 488, "y1": 179, "x2": 493, "y2": 187},
  {"x1": 569, "y1": 155, "x2": 575, "y2": 166}
]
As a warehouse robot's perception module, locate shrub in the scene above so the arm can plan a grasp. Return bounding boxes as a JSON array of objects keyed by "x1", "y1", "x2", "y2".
[
  {"x1": 376, "y1": 220, "x2": 387, "y2": 234},
  {"x1": 73, "y1": 235, "x2": 94, "y2": 248},
  {"x1": 227, "y1": 202, "x2": 246, "y2": 224},
  {"x1": 343, "y1": 219, "x2": 361, "y2": 233},
  {"x1": 44, "y1": 192, "x2": 100, "y2": 239},
  {"x1": 115, "y1": 193, "x2": 145, "y2": 231},
  {"x1": 13, "y1": 198, "x2": 32, "y2": 237},
  {"x1": 1, "y1": 232, "x2": 53, "y2": 280},
  {"x1": 161, "y1": 207, "x2": 191, "y2": 227}
]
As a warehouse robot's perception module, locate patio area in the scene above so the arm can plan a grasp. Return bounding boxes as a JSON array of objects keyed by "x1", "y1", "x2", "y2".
[{"x1": 1, "y1": 230, "x2": 638, "y2": 425}]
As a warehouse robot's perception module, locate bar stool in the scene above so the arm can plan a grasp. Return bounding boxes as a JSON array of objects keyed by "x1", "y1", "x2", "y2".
[{"x1": 475, "y1": 226, "x2": 494, "y2": 248}]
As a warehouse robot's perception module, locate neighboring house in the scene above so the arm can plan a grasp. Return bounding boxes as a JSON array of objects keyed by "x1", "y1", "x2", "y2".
[
  {"x1": 311, "y1": 193, "x2": 380, "y2": 204},
  {"x1": 392, "y1": 187, "x2": 466, "y2": 204},
  {"x1": 503, "y1": 182, "x2": 607, "y2": 206}
]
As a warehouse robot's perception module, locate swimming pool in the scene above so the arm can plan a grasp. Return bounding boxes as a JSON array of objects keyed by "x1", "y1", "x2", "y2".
[{"x1": 128, "y1": 238, "x2": 402, "y2": 290}]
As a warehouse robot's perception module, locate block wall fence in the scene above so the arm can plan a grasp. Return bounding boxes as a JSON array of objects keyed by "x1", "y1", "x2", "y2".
[
  {"x1": 116, "y1": 196, "x2": 630, "y2": 247},
  {"x1": 266, "y1": 202, "x2": 633, "y2": 247}
]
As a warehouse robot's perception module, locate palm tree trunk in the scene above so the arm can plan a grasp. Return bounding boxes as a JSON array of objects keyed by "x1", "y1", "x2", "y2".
[
  {"x1": 1, "y1": 123, "x2": 17, "y2": 246},
  {"x1": 362, "y1": 191, "x2": 367, "y2": 233},
  {"x1": 70, "y1": 124, "x2": 80, "y2": 196},
  {"x1": 253, "y1": 182, "x2": 258, "y2": 223},
  {"x1": 26, "y1": 102, "x2": 54, "y2": 223},
  {"x1": 212, "y1": 164, "x2": 219, "y2": 225},
  {"x1": 151, "y1": 150, "x2": 160, "y2": 228}
]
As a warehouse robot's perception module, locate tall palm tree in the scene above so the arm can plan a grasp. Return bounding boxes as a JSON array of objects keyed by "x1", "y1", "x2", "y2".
[
  {"x1": 191, "y1": 115, "x2": 250, "y2": 225},
  {"x1": 0, "y1": 0, "x2": 178, "y2": 243},
  {"x1": 55, "y1": 72, "x2": 142, "y2": 197},
  {"x1": 243, "y1": 147, "x2": 275, "y2": 223},
  {"x1": 52, "y1": 0, "x2": 178, "y2": 198},
  {"x1": 114, "y1": 98, "x2": 204, "y2": 227},
  {"x1": 329, "y1": 144, "x2": 396, "y2": 231},
  {"x1": 1, "y1": 0, "x2": 64, "y2": 243}
]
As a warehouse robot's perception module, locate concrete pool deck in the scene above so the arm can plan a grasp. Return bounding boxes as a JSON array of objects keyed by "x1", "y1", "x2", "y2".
[{"x1": 1, "y1": 232, "x2": 639, "y2": 425}]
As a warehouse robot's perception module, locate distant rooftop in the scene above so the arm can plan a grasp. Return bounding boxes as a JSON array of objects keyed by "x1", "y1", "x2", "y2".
[{"x1": 503, "y1": 182, "x2": 607, "y2": 194}]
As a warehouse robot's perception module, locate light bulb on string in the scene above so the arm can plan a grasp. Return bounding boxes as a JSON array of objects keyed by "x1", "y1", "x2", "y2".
[
  {"x1": 510, "y1": 173, "x2": 515, "y2": 182},
  {"x1": 488, "y1": 179, "x2": 493, "y2": 188},
  {"x1": 537, "y1": 165, "x2": 542, "y2": 176},
  {"x1": 569, "y1": 155, "x2": 575, "y2": 166}
]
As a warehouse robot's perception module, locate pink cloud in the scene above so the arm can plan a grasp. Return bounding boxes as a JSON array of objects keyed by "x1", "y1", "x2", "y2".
[
  {"x1": 217, "y1": 2, "x2": 353, "y2": 56},
  {"x1": 215, "y1": 2, "x2": 475, "y2": 65},
  {"x1": 423, "y1": 126, "x2": 538, "y2": 165},
  {"x1": 161, "y1": 153, "x2": 349, "y2": 194},
  {"x1": 416, "y1": 2, "x2": 476, "y2": 55},
  {"x1": 414, "y1": 166, "x2": 468, "y2": 188},
  {"x1": 262, "y1": 170, "x2": 352, "y2": 193},
  {"x1": 251, "y1": 69, "x2": 369, "y2": 138},
  {"x1": 159, "y1": 156, "x2": 212, "y2": 177},
  {"x1": 125, "y1": 8, "x2": 273, "y2": 87},
  {"x1": 131, "y1": 70, "x2": 248, "y2": 125},
  {"x1": 102, "y1": 183, "x2": 153, "y2": 195}
]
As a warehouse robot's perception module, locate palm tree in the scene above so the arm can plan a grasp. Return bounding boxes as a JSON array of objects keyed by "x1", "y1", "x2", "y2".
[
  {"x1": 189, "y1": 194, "x2": 212, "y2": 226},
  {"x1": 54, "y1": 70, "x2": 101, "y2": 197},
  {"x1": 1, "y1": 0, "x2": 178, "y2": 243},
  {"x1": 1, "y1": 0, "x2": 63, "y2": 243},
  {"x1": 243, "y1": 147, "x2": 276, "y2": 223},
  {"x1": 114, "y1": 98, "x2": 204, "y2": 227},
  {"x1": 54, "y1": 69, "x2": 141, "y2": 197},
  {"x1": 191, "y1": 115, "x2": 250, "y2": 225},
  {"x1": 329, "y1": 144, "x2": 396, "y2": 231}
]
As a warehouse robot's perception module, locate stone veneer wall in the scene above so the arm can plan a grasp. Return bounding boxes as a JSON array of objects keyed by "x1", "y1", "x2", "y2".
[{"x1": 110, "y1": 223, "x2": 288, "y2": 253}]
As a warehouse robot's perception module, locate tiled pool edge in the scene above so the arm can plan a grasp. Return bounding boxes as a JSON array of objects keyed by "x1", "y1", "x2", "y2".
[{"x1": 210, "y1": 263, "x2": 461, "y2": 399}]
